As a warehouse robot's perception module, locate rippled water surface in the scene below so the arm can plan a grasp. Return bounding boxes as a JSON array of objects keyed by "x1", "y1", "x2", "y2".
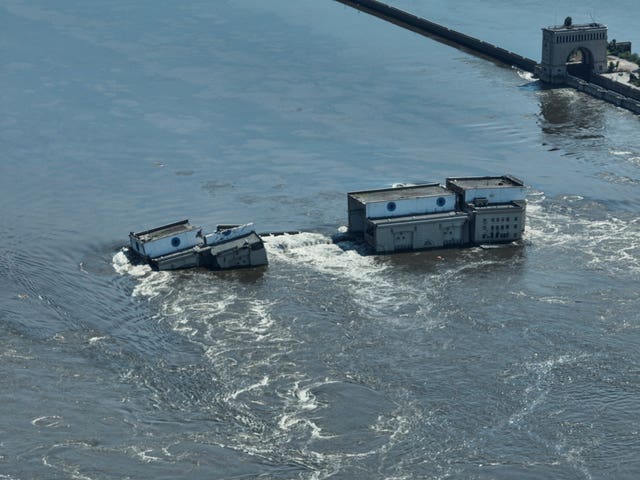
[{"x1": 1, "y1": 1, "x2": 639, "y2": 478}]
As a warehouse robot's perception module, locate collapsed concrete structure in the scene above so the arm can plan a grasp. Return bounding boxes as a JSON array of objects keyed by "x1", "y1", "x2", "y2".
[{"x1": 129, "y1": 220, "x2": 268, "y2": 271}]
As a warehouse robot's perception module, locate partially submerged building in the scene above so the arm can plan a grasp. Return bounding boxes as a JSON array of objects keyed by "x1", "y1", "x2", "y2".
[
  {"x1": 446, "y1": 175, "x2": 526, "y2": 244},
  {"x1": 446, "y1": 176, "x2": 526, "y2": 244},
  {"x1": 125, "y1": 176, "x2": 526, "y2": 273},
  {"x1": 347, "y1": 176, "x2": 526, "y2": 253},
  {"x1": 347, "y1": 183, "x2": 467, "y2": 253},
  {"x1": 129, "y1": 220, "x2": 268, "y2": 271}
]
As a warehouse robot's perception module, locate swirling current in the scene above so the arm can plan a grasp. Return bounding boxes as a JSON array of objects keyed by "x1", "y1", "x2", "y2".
[{"x1": 1, "y1": 1, "x2": 640, "y2": 478}]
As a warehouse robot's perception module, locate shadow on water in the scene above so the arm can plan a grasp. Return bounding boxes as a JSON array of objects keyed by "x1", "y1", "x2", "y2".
[
  {"x1": 201, "y1": 265, "x2": 267, "y2": 284},
  {"x1": 517, "y1": 78, "x2": 544, "y2": 92},
  {"x1": 382, "y1": 243, "x2": 526, "y2": 273},
  {"x1": 334, "y1": 237, "x2": 526, "y2": 275},
  {"x1": 537, "y1": 87, "x2": 606, "y2": 136},
  {"x1": 79, "y1": 242, "x2": 128, "y2": 276}
]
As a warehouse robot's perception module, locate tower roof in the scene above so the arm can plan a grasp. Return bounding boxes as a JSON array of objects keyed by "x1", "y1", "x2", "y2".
[{"x1": 544, "y1": 22, "x2": 606, "y2": 33}]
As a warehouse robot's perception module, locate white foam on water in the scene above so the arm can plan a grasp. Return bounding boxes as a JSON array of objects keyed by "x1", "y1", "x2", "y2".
[
  {"x1": 239, "y1": 300, "x2": 278, "y2": 340},
  {"x1": 507, "y1": 353, "x2": 589, "y2": 428},
  {"x1": 273, "y1": 378, "x2": 421, "y2": 469},
  {"x1": 516, "y1": 69, "x2": 536, "y2": 82},
  {"x1": 610, "y1": 149, "x2": 633, "y2": 156},
  {"x1": 31, "y1": 415, "x2": 66, "y2": 428},
  {"x1": 278, "y1": 415, "x2": 327, "y2": 440},
  {"x1": 229, "y1": 376, "x2": 270, "y2": 401},
  {"x1": 265, "y1": 233, "x2": 384, "y2": 278},
  {"x1": 1, "y1": 348, "x2": 34, "y2": 360},
  {"x1": 113, "y1": 231, "x2": 440, "y2": 329},
  {"x1": 129, "y1": 446, "x2": 163, "y2": 464},
  {"x1": 297, "y1": 409, "x2": 418, "y2": 480},
  {"x1": 264, "y1": 232, "x2": 435, "y2": 319},
  {"x1": 112, "y1": 250, "x2": 174, "y2": 299},
  {"x1": 553, "y1": 440, "x2": 594, "y2": 480},
  {"x1": 112, "y1": 250, "x2": 150, "y2": 277},
  {"x1": 108, "y1": 207, "x2": 635, "y2": 478},
  {"x1": 276, "y1": 379, "x2": 336, "y2": 441},
  {"x1": 294, "y1": 383, "x2": 320, "y2": 411},
  {"x1": 165, "y1": 293, "x2": 236, "y2": 317},
  {"x1": 525, "y1": 195, "x2": 640, "y2": 276},
  {"x1": 131, "y1": 271, "x2": 172, "y2": 299}
]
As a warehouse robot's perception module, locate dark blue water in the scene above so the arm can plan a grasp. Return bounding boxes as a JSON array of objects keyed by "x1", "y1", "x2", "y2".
[{"x1": 1, "y1": 1, "x2": 639, "y2": 478}]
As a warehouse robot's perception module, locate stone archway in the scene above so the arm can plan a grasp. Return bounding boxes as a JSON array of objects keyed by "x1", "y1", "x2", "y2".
[
  {"x1": 566, "y1": 47, "x2": 594, "y2": 78},
  {"x1": 536, "y1": 20, "x2": 608, "y2": 84}
]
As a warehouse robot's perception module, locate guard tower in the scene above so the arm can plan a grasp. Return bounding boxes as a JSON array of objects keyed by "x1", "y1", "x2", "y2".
[{"x1": 536, "y1": 17, "x2": 608, "y2": 84}]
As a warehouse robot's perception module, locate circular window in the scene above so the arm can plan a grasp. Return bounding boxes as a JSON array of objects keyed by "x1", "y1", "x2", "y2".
[
  {"x1": 171, "y1": 237, "x2": 181, "y2": 248},
  {"x1": 436, "y1": 197, "x2": 446, "y2": 207},
  {"x1": 387, "y1": 201, "x2": 397, "y2": 212}
]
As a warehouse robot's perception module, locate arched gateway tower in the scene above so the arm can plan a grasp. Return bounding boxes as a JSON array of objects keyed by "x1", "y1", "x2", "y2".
[{"x1": 536, "y1": 18, "x2": 608, "y2": 84}]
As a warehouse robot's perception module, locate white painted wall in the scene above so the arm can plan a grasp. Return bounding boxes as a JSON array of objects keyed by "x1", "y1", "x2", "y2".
[
  {"x1": 141, "y1": 230, "x2": 203, "y2": 258},
  {"x1": 205, "y1": 223, "x2": 255, "y2": 245},
  {"x1": 366, "y1": 194, "x2": 455, "y2": 218},
  {"x1": 461, "y1": 186, "x2": 526, "y2": 204}
]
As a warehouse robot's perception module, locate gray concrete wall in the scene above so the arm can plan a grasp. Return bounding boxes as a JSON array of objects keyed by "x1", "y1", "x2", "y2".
[
  {"x1": 370, "y1": 215, "x2": 468, "y2": 253},
  {"x1": 590, "y1": 74, "x2": 640, "y2": 102},
  {"x1": 567, "y1": 75, "x2": 640, "y2": 114}
]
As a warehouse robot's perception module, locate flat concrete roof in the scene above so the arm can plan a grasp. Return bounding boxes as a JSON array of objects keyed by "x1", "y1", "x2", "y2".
[
  {"x1": 545, "y1": 22, "x2": 606, "y2": 32},
  {"x1": 132, "y1": 219, "x2": 197, "y2": 242},
  {"x1": 446, "y1": 175, "x2": 524, "y2": 190},
  {"x1": 349, "y1": 183, "x2": 452, "y2": 204}
]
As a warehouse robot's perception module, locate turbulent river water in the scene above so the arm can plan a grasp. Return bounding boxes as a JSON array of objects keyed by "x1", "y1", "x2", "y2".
[{"x1": 1, "y1": 1, "x2": 639, "y2": 478}]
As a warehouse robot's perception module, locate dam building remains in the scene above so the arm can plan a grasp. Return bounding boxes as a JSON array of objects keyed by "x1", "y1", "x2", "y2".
[
  {"x1": 348, "y1": 176, "x2": 526, "y2": 254},
  {"x1": 536, "y1": 18, "x2": 608, "y2": 84},
  {"x1": 129, "y1": 220, "x2": 268, "y2": 271},
  {"x1": 336, "y1": 1, "x2": 640, "y2": 114}
]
